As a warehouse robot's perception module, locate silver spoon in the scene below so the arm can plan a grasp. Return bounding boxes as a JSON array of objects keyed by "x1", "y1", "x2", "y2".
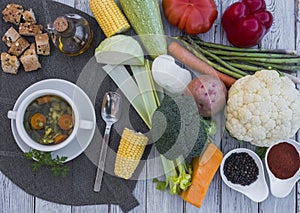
[{"x1": 94, "y1": 91, "x2": 121, "y2": 192}]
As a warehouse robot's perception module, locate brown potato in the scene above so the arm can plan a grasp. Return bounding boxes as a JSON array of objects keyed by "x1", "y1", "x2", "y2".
[{"x1": 184, "y1": 75, "x2": 227, "y2": 117}]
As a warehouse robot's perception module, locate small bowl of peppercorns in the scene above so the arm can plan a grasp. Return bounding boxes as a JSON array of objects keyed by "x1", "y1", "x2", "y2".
[
  {"x1": 220, "y1": 148, "x2": 269, "y2": 202},
  {"x1": 265, "y1": 139, "x2": 300, "y2": 198}
]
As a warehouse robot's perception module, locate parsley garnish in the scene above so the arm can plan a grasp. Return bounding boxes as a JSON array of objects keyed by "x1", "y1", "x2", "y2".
[{"x1": 24, "y1": 149, "x2": 69, "y2": 177}]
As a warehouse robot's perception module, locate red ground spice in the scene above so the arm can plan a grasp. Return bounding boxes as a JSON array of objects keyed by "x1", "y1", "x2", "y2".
[{"x1": 267, "y1": 142, "x2": 300, "y2": 179}]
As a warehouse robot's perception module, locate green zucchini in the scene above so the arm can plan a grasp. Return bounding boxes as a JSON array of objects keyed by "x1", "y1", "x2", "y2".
[{"x1": 119, "y1": 0, "x2": 167, "y2": 59}]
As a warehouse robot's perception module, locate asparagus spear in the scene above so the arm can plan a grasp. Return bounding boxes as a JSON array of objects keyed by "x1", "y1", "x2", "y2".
[
  {"x1": 201, "y1": 48, "x2": 298, "y2": 58},
  {"x1": 176, "y1": 36, "x2": 300, "y2": 85},
  {"x1": 238, "y1": 61, "x2": 300, "y2": 71},
  {"x1": 189, "y1": 36, "x2": 297, "y2": 55},
  {"x1": 226, "y1": 61, "x2": 263, "y2": 72},
  {"x1": 180, "y1": 40, "x2": 244, "y2": 78},
  {"x1": 218, "y1": 56, "x2": 300, "y2": 64},
  {"x1": 184, "y1": 36, "x2": 248, "y2": 76}
]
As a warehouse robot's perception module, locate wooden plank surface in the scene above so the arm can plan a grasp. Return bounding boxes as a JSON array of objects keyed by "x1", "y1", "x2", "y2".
[
  {"x1": 72, "y1": 205, "x2": 109, "y2": 213},
  {"x1": 0, "y1": 0, "x2": 299, "y2": 212},
  {"x1": 0, "y1": 171, "x2": 34, "y2": 213},
  {"x1": 35, "y1": 199, "x2": 71, "y2": 213},
  {"x1": 259, "y1": 0, "x2": 297, "y2": 212},
  {"x1": 296, "y1": 0, "x2": 300, "y2": 212}
]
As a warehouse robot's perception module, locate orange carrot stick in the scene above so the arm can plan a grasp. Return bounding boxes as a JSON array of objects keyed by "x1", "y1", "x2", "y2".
[
  {"x1": 181, "y1": 143, "x2": 223, "y2": 208},
  {"x1": 168, "y1": 41, "x2": 236, "y2": 87}
]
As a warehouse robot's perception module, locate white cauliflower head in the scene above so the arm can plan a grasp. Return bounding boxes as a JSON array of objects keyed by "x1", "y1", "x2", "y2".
[{"x1": 226, "y1": 70, "x2": 300, "y2": 147}]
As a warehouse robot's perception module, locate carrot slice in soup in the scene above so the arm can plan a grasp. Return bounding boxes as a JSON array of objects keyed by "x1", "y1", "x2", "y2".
[
  {"x1": 36, "y1": 95, "x2": 51, "y2": 105},
  {"x1": 58, "y1": 114, "x2": 73, "y2": 131},
  {"x1": 54, "y1": 134, "x2": 68, "y2": 144},
  {"x1": 30, "y1": 113, "x2": 46, "y2": 130}
]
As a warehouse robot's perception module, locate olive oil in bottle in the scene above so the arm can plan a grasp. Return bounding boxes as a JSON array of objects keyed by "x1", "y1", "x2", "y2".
[{"x1": 47, "y1": 14, "x2": 93, "y2": 56}]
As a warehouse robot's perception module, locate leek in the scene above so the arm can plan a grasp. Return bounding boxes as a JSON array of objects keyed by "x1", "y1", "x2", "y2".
[
  {"x1": 102, "y1": 64, "x2": 151, "y2": 128},
  {"x1": 147, "y1": 60, "x2": 163, "y2": 107},
  {"x1": 131, "y1": 60, "x2": 158, "y2": 126}
]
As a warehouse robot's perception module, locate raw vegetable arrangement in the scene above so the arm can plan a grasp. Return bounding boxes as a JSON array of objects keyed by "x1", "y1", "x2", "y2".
[
  {"x1": 3, "y1": 0, "x2": 297, "y2": 206},
  {"x1": 88, "y1": 0, "x2": 300, "y2": 208}
]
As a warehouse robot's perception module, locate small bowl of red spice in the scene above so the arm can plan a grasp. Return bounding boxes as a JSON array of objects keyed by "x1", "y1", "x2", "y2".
[{"x1": 265, "y1": 139, "x2": 300, "y2": 198}]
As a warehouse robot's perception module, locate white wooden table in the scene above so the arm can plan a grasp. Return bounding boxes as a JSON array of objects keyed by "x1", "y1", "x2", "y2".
[{"x1": 1, "y1": 0, "x2": 300, "y2": 212}]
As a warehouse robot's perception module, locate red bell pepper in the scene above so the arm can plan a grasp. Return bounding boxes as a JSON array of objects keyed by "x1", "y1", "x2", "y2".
[
  {"x1": 162, "y1": 0, "x2": 218, "y2": 34},
  {"x1": 221, "y1": 0, "x2": 273, "y2": 47}
]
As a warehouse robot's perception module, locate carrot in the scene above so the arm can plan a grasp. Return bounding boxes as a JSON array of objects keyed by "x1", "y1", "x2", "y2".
[
  {"x1": 54, "y1": 134, "x2": 68, "y2": 144},
  {"x1": 168, "y1": 41, "x2": 236, "y2": 87},
  {"x1": 58, "y1": 114, "x2": 74, "y2": 131},
  {"x1": 30, "y1": 113, "x2": 46, "y2": 130},
  {"x1": 180, "y1": 143, "x2": 223, "y2": 208},
  {"x1": 36, "y1": 95, "x2": 51, "y2": 105}
]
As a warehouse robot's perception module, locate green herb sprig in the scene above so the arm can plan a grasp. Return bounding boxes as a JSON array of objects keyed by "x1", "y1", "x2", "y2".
[
  {"x1": 24, "y1": 149, "x2": 69, "y2": 177},
  {"x1": 256, "y1": 146, "x2": 268, "y2": 159}
]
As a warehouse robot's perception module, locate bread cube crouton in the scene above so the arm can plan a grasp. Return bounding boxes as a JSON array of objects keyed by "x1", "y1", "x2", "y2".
[
  {"x1": 2, "y1": 4, "x2": 24, "y2": 25},
  {"x1": 8, "y1": 37, "x2": 30, "y2": 57},
  {"x1": 1, "y1": 52, "x2": 20, "y2": 74},
  {"x1": 35, "y1": 33, "x2": 50, "y2": 55},
  {"x1": 20, "y1": 44, "x2": 41, "y2": 72},
  {"x1": 2, "y1": 27, "x2": 21, "y2": 47},
  {"x1": 22, "y1": 9, "x2": 36, "y2": 24},
  {"x1": 19, "y1": 23, "x2": 43, "y2": 36}
]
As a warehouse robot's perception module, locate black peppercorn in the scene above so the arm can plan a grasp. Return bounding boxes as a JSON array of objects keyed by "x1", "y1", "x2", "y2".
[{"x1": 223, "y1": 152, "x2": 259, "y2": 186}]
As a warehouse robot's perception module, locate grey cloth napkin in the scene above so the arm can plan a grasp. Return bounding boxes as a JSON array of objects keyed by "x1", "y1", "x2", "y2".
[{"x1": 0, "y1": 0, "x2": 150, "y2": 212}]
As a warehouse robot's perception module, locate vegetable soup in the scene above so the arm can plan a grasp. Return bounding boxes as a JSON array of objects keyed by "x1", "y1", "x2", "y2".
[{"x1": 23, "y1": 95, "x2": 74, "y2": 145}]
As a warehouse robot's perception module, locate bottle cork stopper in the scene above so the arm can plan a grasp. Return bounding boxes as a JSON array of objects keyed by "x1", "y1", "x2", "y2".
[{"x1": 53, "y1": 17, "x2": 68, "y2": 32}]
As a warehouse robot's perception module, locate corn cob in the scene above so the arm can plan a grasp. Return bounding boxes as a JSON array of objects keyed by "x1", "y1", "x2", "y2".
[
  {"x1": 114, "y1": 128, "x2": 148, "y2": 179},
  {"x1": 89, "y1": 0, "x2": 130, "y2": 37}
]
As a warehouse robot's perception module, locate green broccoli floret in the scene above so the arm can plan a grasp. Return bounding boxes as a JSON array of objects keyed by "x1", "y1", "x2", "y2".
[
  {"x1": 151, "y1": 94, "x2": 216, "y2": 195},
  {"x1": 151, "y1": 94, "x2": 213, "y2": 160}
]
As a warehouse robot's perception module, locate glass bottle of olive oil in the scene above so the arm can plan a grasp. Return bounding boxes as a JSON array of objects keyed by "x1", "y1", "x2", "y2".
[{"x1": 47, "y1": 14, "x2": 93, "y2": 56}]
